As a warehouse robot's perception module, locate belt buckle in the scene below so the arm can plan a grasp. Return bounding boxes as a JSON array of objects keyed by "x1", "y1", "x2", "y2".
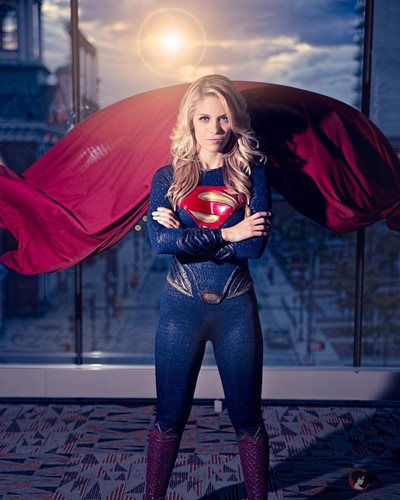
[{"x1": 200, "y1": 291, "x2": 223, "y2": 304}]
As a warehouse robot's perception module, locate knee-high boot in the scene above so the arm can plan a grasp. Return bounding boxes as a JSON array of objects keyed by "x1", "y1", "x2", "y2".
[
  {"x1": 238, "y1": 428, "x2": 269, "y2": 500},
  {"x1": 144, "y1": 424, "x2": 180, "y2": 500}
]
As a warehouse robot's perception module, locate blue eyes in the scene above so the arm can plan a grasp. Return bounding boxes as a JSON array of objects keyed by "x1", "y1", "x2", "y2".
[{"x1": 199, "y1": 116, "x2": 229, "y2": 122}]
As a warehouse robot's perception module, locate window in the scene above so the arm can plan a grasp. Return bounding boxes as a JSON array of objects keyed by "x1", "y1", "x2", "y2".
[
  {"x1": 2, "y1": 0, "x2": 400, "y2": 402},
  {"x1": 0, "y1": 6, "x2": 18, "y2": 51}
]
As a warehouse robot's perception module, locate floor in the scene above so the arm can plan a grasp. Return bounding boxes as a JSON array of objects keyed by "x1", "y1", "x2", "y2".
[{"x1": 0, "y1": 402, "x2": 399, "y2": 499}]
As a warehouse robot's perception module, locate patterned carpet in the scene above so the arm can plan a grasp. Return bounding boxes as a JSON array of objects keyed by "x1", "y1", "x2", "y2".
[{"x1": 0, "y1": 402, "x2": 399, "y2": 499}]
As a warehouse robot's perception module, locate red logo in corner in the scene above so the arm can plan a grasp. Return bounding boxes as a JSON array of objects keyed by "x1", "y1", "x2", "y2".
[{"x1": 349, "y1": 469, "x2": 378, "y2": 491}]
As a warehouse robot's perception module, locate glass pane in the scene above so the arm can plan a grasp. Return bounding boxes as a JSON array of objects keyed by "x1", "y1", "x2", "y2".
[
  {"x1": 82, "y1": 219, "x2": 161, "y2": 364},
  {"x1": 0, "y1": 263, "x2": 75, "y2": 363},
  {"x1": 362, "y1": 222, "x2": 400, "y2": 367},
  {"x1": 370, "y1": 0, "x2": 400, "y2": 151},
  {"x1": 1, "y1": 1, "x2": 362, "y2": 368},
  {"x1": 75, "y1": 1, "x2": 360, "y2": 366},
  {"x1": 0, "y1": 2, "x2": 74, "y2": 363},
  {"x1": 73, "y1": 1, "x2": 359, "y2": 108},
  {"x1": 364, "y1": 0, "x2": 400, "y2": 367},
  {"x1": 256, "y1": 195, "x2": 356, "y2": 366}
]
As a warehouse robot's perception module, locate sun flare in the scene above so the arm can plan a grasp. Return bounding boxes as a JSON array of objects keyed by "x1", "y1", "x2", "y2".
[
  {"x1": 159, "y1": 30, "x2": 184, "y2": 55},
  {"x1": 137, "y1": 8, "x2": 206, "y2": 77}
]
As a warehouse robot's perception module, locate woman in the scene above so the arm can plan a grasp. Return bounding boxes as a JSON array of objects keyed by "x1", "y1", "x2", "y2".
[{"x1": 145, "y1": 74, "x2": 271, "y2": 499}]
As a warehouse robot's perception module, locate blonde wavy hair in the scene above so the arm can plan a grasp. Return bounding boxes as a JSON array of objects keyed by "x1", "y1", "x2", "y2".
[{"x1": 167, "y1": 74, "x2": 266, "y2": 210}]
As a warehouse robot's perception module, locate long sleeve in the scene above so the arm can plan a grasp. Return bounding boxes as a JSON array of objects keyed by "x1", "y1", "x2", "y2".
[
  {"x1": 147, "y1": 166, "x2": 230, "y2": 256},
  {"x1": 226, "y1": 164, "x2": 271, "y2": 259}
]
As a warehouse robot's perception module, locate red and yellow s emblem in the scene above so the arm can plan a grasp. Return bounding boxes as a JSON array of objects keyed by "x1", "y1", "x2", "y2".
[{"x1": 179, "y1": 186, "x2": 244, "y2": 228}]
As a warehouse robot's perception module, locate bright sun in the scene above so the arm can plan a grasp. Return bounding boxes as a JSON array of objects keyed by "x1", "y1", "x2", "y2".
[
  {"x1": 159, "y1": 30, "x2": 184, "y2": 55},
  {"x1": 137, "y1": 8, "x2": 206, "y2": 77}
]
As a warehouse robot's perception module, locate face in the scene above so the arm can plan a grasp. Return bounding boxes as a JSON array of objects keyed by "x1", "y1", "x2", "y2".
[{"x1": 192, "y1": 95, "x2": 232, "y2": 164}]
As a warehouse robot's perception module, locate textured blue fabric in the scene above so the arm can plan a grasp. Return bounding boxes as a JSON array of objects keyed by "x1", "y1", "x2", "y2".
[
  {"x1": 147, "y1": 164, "x2": 270, "y2": 436},
  {"x1": 148, "y1": 164, "x2": 270, "y2": 260}
]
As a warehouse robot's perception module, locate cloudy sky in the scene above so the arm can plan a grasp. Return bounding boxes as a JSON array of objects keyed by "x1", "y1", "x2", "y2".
[{"x1": 41, "y1": 0, "x2": 360, "y2": 110}]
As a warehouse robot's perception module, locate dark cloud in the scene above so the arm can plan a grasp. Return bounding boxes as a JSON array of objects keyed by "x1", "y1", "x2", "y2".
[
  {"x1": 279, "y1": 0, "x2": 357, "y2": 46},
  {"x1": 199, "y1": 0, "x2": 357, "y2": 46}
]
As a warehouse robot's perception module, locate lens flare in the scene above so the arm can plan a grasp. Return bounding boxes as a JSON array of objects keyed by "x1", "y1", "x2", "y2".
[
  {"x1": 137, "y1": 8, "x2": 206, "y2": 77},
  {"x1": 159, "y1": 30, "x2": 184, "y2": 55}
]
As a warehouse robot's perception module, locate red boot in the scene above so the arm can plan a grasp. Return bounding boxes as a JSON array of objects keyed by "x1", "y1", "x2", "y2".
[
  {"x1": 238, "y1": 428, "x2": 269, "y2": 500},
  {"x1": 144, "y1": 424, "x2": 180, "y2": 500}
]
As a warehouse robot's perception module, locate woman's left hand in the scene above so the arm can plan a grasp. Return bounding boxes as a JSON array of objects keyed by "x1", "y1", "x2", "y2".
[
  {"x1": 221, "y1": 211, "x2": 272, "y2": 242},
  {"x1": 152, "y1": 207, "x2": 182, "y2": 229}
]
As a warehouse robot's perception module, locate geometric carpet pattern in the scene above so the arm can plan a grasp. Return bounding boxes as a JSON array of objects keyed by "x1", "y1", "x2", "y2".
[{"x1": 0, "y1": 403, "x2": 399, "y2": 499}]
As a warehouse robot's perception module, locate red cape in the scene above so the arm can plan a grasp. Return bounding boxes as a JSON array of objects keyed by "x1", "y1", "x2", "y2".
[{"x1": 0, "y1": 82, "x2": 399, "y2": 274}]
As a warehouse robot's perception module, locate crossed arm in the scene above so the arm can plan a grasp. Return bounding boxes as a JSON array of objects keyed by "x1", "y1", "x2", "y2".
[
  {"x1": 153, "y1": 206, "x2": 271, "y2": 241},
  {"x1": 147, "y1": 165, "x2": 272, "y2": 260}
]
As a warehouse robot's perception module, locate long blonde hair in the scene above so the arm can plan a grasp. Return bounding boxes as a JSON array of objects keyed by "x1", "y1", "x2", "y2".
[{"x1": 167, "y1": 74, "x2": 266, "y2": 210}]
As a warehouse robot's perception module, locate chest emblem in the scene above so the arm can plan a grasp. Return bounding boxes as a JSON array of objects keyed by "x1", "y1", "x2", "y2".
[{"x1": 179, "y1": 186, "x2": 245, "y2": 228}]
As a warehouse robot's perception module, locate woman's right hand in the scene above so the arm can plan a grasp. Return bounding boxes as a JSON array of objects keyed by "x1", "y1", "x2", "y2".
[
  {"x1": 152, "y1": 206, "x2": 182, "y2": 229},
  {"x1": 221, "y1": 211, "x2": 272, "y2": 243}
]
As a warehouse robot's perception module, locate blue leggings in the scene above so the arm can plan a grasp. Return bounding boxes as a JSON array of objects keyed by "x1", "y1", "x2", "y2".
[{"x1": 155, "y1": 283, "x2": 264, "y2": 436}]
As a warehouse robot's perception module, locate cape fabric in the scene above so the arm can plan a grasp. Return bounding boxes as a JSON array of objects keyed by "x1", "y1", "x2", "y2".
[{"x1": 0, "y1": 82, "x2": 399, "y2": 274}]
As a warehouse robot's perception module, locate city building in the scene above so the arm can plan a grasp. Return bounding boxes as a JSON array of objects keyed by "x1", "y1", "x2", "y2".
[
  {"x1": 55, "y1": 22, "x2": 99, "y2": 121},
  {"x1": 0, "y1": 0, "x2": 98, "y2": 317}
]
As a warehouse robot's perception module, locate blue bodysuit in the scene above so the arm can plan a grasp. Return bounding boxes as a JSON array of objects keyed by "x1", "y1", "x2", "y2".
[{"x1": 147, "y1": 163, "x2": 270, "y2": 437}]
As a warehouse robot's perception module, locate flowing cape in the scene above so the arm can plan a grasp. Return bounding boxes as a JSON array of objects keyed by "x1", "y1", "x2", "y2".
[{"x1": 0, "y1": 81, "x2": 399, "y2": 274}]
